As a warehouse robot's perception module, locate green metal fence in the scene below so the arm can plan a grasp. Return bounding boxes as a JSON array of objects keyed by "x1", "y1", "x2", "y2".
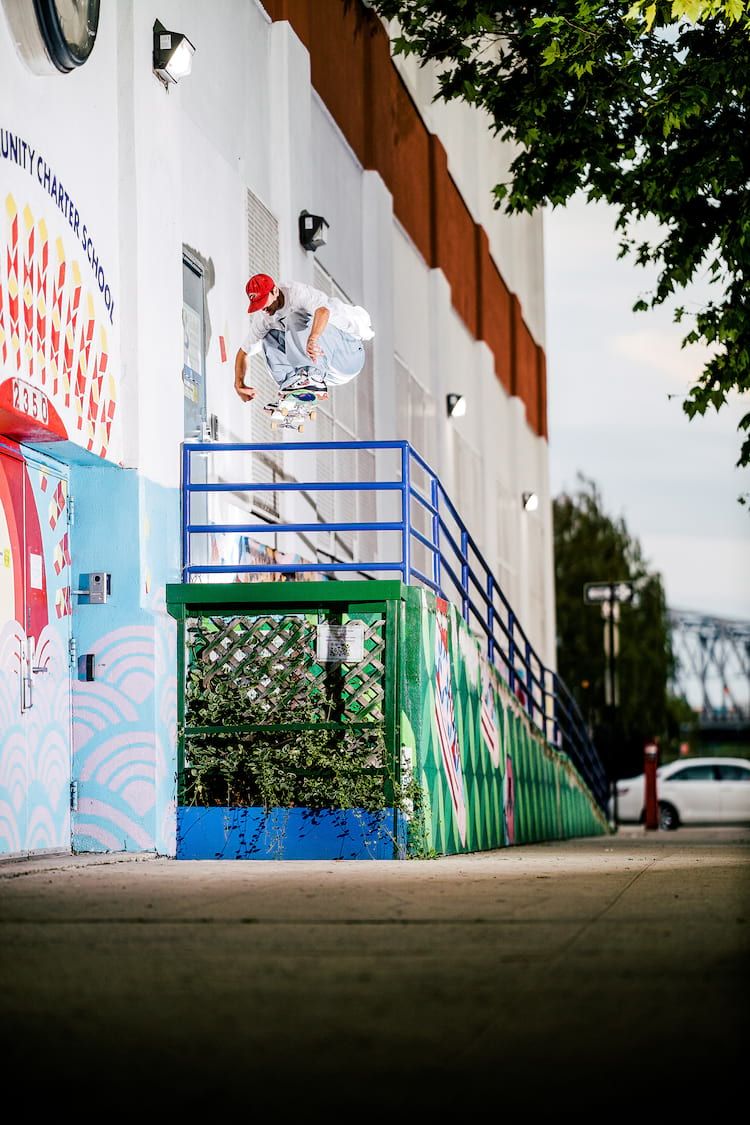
[{"x1": 167, "y1": 581, "x2": 407, "y2": 857}]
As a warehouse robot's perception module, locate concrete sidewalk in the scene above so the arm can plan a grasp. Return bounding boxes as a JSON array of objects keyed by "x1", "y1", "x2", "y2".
[{"x1": 2, "y1": 826, "x2": 748, "y2": 1112}]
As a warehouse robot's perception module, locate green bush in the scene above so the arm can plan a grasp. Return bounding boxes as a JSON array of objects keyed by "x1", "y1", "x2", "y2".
[{"x1": 183, "y1": 671, "x2": 396, "y2": 811}]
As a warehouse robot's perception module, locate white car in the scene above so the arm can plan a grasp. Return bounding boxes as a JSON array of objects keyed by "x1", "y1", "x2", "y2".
[{"x1": 612, "y1": 756, "x2": 750, "y2": 830}]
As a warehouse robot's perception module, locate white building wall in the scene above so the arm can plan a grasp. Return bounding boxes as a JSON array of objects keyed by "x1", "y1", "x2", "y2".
[
  {"x1": 1, "y1": 0, "x2": 553, "y2": 623},
  {"x1": 124, "y1": 0, "x2": 554, "y2": 665},
  {"x1": 387, "y1": 32, "x2": 554, "y2": 668},
  {"x1": 391, "y1": 47, "x2": 546, "y2": 346}
]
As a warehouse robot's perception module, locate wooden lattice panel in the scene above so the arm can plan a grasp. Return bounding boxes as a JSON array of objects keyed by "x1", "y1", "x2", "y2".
[{"x1": 186, "y1": 613, "x2": 386, "y2": 724}]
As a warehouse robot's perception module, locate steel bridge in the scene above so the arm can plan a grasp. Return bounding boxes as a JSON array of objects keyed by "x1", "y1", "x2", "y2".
[{"x1": 668, "y1": 608, "x2": 750, "y2": 734}]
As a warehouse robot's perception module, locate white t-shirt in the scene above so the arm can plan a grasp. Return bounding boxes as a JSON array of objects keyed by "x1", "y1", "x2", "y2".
[{"x1": 241, "y1": 280, "x2": 374, "y2": 356}]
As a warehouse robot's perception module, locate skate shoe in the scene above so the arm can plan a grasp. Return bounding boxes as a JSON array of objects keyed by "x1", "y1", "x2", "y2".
[{"x1": 280, "y1": 368, "x2": 328, "y2": 394}]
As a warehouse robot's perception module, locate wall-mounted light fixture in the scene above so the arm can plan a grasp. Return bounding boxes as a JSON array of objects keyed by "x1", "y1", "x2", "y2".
[
  {"x1": 522, "y1": 491, "x2": 539, "y2": 512},
  {"x1": 299, "y1": 211, "x2": 329, "y2": 252},
  {"x1": 153, "y1": 19, "x2": 195, "y2": 87},
  {"x1": 446, "y1": 393, "x2": 466, "y2": 418}
]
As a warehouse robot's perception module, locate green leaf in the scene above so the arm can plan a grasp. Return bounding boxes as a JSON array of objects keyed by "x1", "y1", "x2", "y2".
[{"x1": 541, "y1": 41, "x2": 561, "y2": 65}]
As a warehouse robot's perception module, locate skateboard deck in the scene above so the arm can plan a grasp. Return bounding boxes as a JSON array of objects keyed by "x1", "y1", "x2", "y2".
[{"x1": 263, "y1": 387, "x2": 327, "y2": 432}]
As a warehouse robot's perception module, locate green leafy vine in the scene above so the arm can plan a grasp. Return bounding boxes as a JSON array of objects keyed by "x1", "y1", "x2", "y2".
[{"x1": 183, "y1": 670, "x2": 406, "y2": 813}]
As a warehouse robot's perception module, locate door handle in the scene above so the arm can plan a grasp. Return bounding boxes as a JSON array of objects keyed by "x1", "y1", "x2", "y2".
[{"x1": 21, "y1": 670, "x2": 33, "y2": 711}]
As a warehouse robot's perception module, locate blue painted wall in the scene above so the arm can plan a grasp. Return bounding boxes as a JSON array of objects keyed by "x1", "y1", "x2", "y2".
[
  {"x1": 177, "y1": 807, "x2": 407, "y2": 861},
  {"x1": 69, "y1": 462, "x2": 180, "y2": 855}
]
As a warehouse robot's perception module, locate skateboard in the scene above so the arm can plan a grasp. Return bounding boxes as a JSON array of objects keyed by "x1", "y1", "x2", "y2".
[{"x1": 263, "y1": 387, "x2": 328, "y2": 432}]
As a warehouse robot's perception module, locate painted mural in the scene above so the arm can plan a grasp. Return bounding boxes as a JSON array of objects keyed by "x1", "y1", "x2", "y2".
[
  {"x1": 0, "y1": 443, "x2": 72, "y2": 854},
  {"x1": 0, "y1": 130, "x2": 120, "y2": 461},
  {"x1": 71, "y1": 614, "x2": 176, "y2": 855},
  {"x1": 0, "y1": 124, "x2": 135, "y2": 858},
  {"x1": 400, "y1": 587, "x2": 608, "y2": 856},
  {"x1": 0, "y1": 110, "x2": 182, "y2": 858},
  {"x1": 67, "y1": 468, "x2": 179, "y2": 857},
  {"x1": 1, "y1": 446, "x2": 179, "y2": 858},
  {"x1": 203, "y1": 531, "x2": 318, "y2": 584},
  {"x1": 433, "y1": 597, "x2": 467, "y2": 845}
]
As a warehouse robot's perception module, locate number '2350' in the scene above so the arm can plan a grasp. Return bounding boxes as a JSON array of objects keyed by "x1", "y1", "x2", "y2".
[{"x1": 12, "y1": 379, "x2": 49, "y2": 423}]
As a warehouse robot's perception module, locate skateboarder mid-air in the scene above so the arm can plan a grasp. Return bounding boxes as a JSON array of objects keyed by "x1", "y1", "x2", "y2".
[{"x1": 233, "y1": 274, "x2": 373, "y2": 418}]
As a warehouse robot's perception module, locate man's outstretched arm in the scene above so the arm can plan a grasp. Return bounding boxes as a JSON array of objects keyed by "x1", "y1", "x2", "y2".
[
  {"x1": 234, "y1": 348, "x2": 256, "y2": 401},
  {"x1": 306, "y1": 306, "x2": 330, "y2": 362}
]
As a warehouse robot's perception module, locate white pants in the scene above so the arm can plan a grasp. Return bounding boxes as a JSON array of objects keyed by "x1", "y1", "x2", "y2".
[{"x1": 262, "y1": 311, "x2": 365, "y2": 389}]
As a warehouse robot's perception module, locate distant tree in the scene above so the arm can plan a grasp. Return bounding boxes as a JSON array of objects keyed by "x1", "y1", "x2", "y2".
[
  {"x1": 553, "y1": 476, "x2": 675, "y2": 778},
  {"x1": 367, "y1": 0, "x2": 750, "y2": 481}
]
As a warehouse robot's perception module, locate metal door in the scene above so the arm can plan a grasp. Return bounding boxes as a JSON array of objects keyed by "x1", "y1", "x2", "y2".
[
  {"x1": 182, "y1": 253, "x2": 207, "y2": 441},
  {"x1": 0, "y1": 443, "x2": 73, "y2": 855}
]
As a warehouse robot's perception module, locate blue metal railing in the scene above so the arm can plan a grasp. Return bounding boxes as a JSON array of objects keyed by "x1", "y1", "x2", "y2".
[{"x1": 181, "y1": 439, "x2": 608, "y2": 810}]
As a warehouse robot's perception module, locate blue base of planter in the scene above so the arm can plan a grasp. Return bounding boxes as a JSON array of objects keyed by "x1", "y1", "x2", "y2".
[{"x1": 177, "y1": 806, "x2": 407, "y2": 860}]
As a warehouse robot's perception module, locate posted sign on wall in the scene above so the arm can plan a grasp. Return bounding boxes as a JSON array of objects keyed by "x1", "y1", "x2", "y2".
[{"x1": 316, "y1": 622, "x2": 365, "y2": 663}]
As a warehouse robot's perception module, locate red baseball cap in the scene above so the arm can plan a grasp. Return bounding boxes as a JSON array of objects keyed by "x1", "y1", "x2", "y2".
[{"x1": 246, "y1": 273, "x2": 276, "y2": 312}]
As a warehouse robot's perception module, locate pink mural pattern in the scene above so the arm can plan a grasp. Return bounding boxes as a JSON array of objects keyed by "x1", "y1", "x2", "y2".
[
  {"x1": 480, "y1": 661, "x2": 501, "y2": 769},
  {"x1": 0, "y1": 621, "x2": 71, "y2": 853},
  {"x1": 72, "y1": 615, "x2": 177, "y2": 855},
  {"x1": 434, "y1": 599, "x2": 467, "y2": 845}
]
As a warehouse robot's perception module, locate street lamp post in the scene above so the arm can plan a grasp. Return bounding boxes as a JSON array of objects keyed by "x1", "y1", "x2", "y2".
[{"x1": 583, "y1": 580, "x2": 636, "y2": 827}]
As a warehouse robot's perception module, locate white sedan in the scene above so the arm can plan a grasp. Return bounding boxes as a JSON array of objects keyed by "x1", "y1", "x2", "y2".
[{"x1": 612, "y1": 756, "x2": 750, "y2": 830}]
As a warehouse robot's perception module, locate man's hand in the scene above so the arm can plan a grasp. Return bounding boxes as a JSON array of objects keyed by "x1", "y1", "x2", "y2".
[
  {"x1": 306, "y1": 335, "x2": 324, "y2": 362},
  {"x1": 306, "y1": 306, "x2": 330, "y2": 362},
  {"x1": 234, "y1": 348, "x2": 255, "y2": 402}
]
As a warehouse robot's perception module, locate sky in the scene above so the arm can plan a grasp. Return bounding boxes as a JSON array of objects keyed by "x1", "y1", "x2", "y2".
[{"x1": 543, "y1": 193, "x2": 750, "y2": 624}]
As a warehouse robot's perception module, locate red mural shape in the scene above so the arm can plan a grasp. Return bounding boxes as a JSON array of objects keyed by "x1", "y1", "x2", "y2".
[{"x1": 0, "y1": 444, "x2": 50, "y2": 641}]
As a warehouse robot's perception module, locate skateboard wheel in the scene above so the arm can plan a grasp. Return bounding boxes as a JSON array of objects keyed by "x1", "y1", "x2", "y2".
[
  {"x1": 271, "y1": 420, "x2": 280, "y2": 431},
  {"x1": 309, "y1": 409, "x2": 317, "y2": 421},
  {"x1": 297, "y1": 423, "x2": 305, "y2": 433}
]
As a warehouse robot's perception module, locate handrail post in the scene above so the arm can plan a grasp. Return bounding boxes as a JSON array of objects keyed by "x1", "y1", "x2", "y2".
[
  {"x1": 401, "y1": 443, "x2": 411, "y2": 585},
  {"x1": 551, "y1": 671, "x2": 560, "y2": 747},
  {"x1": 543, "y1": 666, "x2": 550, "y2": 741},
  {"x1": 486, "y1": 573, "x2": 494, "y2": 665},
  {"x1": 551, "y1": 672, "x2": 559, "y2": 747},
  {"x1": 461, "y1": 529, "x2": 469, "y2": 623},
  {"x1": 431, "y1": 474, "x2": 441, "y2": 594},
  {"x1": 182, "y1": 443, "x2": 190, "y2": 581},
  {"x1": 508, "y1": 611, "x2": 516, "y2": 697}
]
